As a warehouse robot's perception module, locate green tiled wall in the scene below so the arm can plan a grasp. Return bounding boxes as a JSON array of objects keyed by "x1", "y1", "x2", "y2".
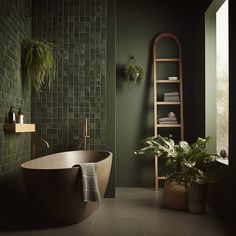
[
  {"x1": 31, "y1": 0, "x2": 107, "y2": 156},
  {"x1": 0, "y1": 0, "x2": 32, "y2": 181}
]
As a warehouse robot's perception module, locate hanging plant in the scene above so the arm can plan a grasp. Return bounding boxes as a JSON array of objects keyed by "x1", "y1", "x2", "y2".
[
  {"x1": 124, "y1": 56, "x2": 144, "y2": 87},
  {"x1": 22, "y1": 38, "x2": 56, "y2": 93}
]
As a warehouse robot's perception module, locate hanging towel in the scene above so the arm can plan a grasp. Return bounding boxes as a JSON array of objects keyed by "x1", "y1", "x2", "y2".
[{"x1": 79, "y1": 163, "x2": 102, "y2": 202}]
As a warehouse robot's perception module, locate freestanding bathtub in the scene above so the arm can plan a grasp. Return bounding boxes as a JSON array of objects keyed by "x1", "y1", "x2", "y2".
[{"x1": 21, "y1": 150, "x2": 112, "y2": 226}]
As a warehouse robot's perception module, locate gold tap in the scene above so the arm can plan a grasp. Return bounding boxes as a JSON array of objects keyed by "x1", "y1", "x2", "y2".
[
  {"x1": 32, "y1": 139, "x2": 50, "y2": 159},
  {"x1": 79, "y1": 118, "x2": 90, "y2": 150}
]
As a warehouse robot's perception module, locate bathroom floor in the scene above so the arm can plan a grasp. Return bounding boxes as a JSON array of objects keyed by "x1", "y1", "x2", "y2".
[{"x1": 0, "y1": 188, "x2": 234, "y2": 236}]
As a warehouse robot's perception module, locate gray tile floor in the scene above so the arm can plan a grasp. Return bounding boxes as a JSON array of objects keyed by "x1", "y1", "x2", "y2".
[{"x1": 0, "y1": 188, "x2": 234, "y2": 236}]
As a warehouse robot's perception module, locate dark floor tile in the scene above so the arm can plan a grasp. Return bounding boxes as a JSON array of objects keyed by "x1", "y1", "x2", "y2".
[
  {"x1": 138, "y1": 188, "x2": 233, "y2": 236},
  {"x1": 45, "y1": 218, "x2": 92, "y2": 236},
  {"x1": 89, "y1": 217, "x2": 144, "y2": 236},
  {"x1": 1, "y1": 229, "x2": 47, "y2": 236},
  {"x1": 1, "y1": 188, "x2": 233, "y2": 236}
]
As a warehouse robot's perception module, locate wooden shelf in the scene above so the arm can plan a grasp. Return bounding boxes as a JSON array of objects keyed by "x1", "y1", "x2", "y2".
[
  {"x1": 155, "y1": 58, "x2": 180, "y2": 62},
  {"x1": 156, "y1": 102, "x2": 181, "y2": 105},
  {"x1": 156, "y1": 124, "x2": 182, "y2": 128},
  {"x1": 156, "y1": 80, "x2": 180, "y2": 83},
  {"x1": 157, "y1": 176, "x2": 167, "y2": 180},
  {"x1": 4, "y1": 123, "x2": 35, "y2": 133},
  {"x1": 153, "y1": 32, "x2": 184, "y2": 190}
]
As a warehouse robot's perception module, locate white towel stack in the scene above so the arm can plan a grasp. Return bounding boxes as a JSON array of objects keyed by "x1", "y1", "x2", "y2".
[
  {"x1": 159, "y1": 112, "x2": 177, "y2": 124},
  {"x1": 168, "y1": 76, "x2": 178, "y2": 81},
  {"x1": 164, "y1": 91, "x2": 180, "y2": 102}
]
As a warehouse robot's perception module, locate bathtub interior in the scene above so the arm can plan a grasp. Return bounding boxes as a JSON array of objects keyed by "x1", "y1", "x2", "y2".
[{"x1": 21, "y1": 150, "x2": 111, "y2": 170}]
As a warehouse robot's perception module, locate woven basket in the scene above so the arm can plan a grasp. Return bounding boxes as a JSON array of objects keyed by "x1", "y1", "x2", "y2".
[{"x1": 163, "y1": 181, "x2": 187, "y2": 210}]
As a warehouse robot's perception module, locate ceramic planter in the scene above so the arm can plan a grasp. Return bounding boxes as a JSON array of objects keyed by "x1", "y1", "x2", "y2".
[
  {"x1": 187, "y1": 184, "x2": 206, "y2": 214},
  {"x1": 163, "y1": 181, "x2": 187, "y2": 210}
]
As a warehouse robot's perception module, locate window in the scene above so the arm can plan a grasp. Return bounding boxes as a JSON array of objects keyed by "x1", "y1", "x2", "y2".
[
  {"x1": 216, "y1": 0, "x2": 229, "y2": 156},
  {"x1": 205, "y1": 0, "x2": 229, "y2": 159}
]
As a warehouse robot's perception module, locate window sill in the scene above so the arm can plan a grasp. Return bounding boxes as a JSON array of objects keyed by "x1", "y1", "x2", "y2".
[{"x1": 216, "y1": 158, "x2": 229, "y2": 166}]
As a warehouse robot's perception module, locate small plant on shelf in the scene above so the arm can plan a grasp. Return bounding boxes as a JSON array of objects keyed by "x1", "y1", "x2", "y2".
[
  {"x1": 124, "y1": 56, "x2": 144, "y2": 87},
  {"x1": 22, "y1": 38, "x2": 56, "y2": 94}
]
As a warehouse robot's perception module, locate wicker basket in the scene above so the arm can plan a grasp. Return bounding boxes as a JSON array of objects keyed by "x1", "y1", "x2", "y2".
[{"x1": 163, "y1": 181, "x2": 187, "y2": 210}]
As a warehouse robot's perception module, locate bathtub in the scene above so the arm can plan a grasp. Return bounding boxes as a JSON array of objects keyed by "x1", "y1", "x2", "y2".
[{"x1": 21, "y1": 150, "x2": 112, "y2": 226}]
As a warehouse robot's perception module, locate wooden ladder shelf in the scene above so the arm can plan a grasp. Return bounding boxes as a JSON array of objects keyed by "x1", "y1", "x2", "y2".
[{"x1": 153, "y1": 32, "x2": 184, "y2": 190}]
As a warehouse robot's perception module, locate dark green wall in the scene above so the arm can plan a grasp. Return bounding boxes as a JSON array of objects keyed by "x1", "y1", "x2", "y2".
[
  {"x1": 31, "y1": 0, "x2": 107, "y2": 154},
  {"x1": 116, "y1": 0, "x2": 210, "y2": 187},
  {"x1": 0, "y1": 0, "x2": 32, "y2": 228},
  {"x1": 228, "y1": 0, "x2": 236, "y2": 226},
  {"x1": 31, "y1": 0, "x2": 115, "y2": 197},
  {"x1": 106, "y1": 0, "x2": 116, "y2": 197},
  {"x1": 0, "y1": 0, "x2": 32, "y2": 182}
]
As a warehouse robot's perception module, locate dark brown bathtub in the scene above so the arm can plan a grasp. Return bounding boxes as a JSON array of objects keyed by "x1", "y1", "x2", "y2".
[{"x1": 21, "y1": 150, "x2": 112, "y2": 226}]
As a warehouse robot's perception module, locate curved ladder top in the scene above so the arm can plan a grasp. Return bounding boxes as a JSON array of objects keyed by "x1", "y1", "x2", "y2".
[{"x1": 153, "y1": 32, "x2": 182, "y2": 58}]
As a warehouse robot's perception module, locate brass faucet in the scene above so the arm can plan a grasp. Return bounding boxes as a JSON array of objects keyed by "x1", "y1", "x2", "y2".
[
  {"x1": 79, "y1": 118, "x2": 90, "y2": 150},
  {"x1": 32, "y1": 139, "x2": 50, "y2": 159}
]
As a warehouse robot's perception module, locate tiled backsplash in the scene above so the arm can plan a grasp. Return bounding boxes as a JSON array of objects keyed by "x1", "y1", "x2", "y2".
[
  {"x1": 0, "y1": 0, "x2": 32, "y2": 180},
  {"x1": 31, "y1": 0, "x2": 107, "y2": 157}
]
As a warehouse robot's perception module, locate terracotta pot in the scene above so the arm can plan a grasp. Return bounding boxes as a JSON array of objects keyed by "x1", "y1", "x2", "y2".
[
  {"x1": 163, "y1": 181, "x2": 187, "y2": 210},
  {"x1": 187, "y1": 184, "x2": 206, "y2": 214}
]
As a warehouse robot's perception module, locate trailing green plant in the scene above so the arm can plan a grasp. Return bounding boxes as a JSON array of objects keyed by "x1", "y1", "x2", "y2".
[
  {"x1": 124, "y1": 56, "x2": 144, "y2": 87},
  {"x1": 22, "y1": 38, "x2": 56, "y2": 93},
  {"x1": 134, "y1": 135, "x2": 223, "y2": 185}
]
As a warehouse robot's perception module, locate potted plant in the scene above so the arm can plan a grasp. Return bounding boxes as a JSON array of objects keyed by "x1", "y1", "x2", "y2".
[
  {"x1": 135, "y1": 135, "x2": 189, "y2": 210},
  {"x1": 22, "y1": 38, "x2": 56, "y2": 93},
  {"x1": 135, "y1": 135, "x2": 223, "y2": 212},
  {"x1": 182, "y1": 137, "x2": 222, "y2": 213},
  {"x1": 124, "y1": 56, "x2": 144, "y2": 87}
]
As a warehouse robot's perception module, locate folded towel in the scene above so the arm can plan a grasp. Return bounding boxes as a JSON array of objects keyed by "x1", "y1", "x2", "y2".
[
  {"x1": 159, "y1": 121, "x2": 178, "y2": 124},
  {"x1": 159, "y1": 117, "x2": 177, "y2": 122},
  {"x1": 164, "y1": 91, "x2": 179, "y2": 96},
  {"x1": 168, "y1": 76, "x2": 178, "y2": 80},
  {"x1": 79, "y1": 163, "x2": 101, "y2": 202},
  {"x1": 164, "y1": 96, "x2": 180, "y2": 102}
]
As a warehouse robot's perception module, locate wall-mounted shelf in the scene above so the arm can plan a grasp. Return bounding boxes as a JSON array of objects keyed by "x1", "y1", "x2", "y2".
[{"x1": 4, "y1": 123, "x2": 35, "y2": 133}]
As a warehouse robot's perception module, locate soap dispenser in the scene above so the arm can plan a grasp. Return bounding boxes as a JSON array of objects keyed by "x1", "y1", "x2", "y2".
[
  {"x1": 16, "y1": 108, "x2": 24, "y2": 124},
  {"x1": 8, "y1": 106, "x2": 15, "y2": 123}
]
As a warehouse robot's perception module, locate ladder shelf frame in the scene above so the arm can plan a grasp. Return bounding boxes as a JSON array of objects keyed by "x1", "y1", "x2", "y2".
[{"x1": 153, "y1": 32, "x2": 184, "y2": 190}]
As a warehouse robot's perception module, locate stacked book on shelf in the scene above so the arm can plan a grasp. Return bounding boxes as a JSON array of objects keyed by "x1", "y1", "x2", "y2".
[
  {"x1": 159, "y1": 112, "x2": 177, "y2": 124},
  {"x1": 164, "y1": 91, "x2": 180, "y2": 102}
]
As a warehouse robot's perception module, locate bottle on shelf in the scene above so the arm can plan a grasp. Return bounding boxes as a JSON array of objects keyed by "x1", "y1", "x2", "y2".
[
  {"x1": 8, "y1": 106, "x2": 16, "y2": 123},
  {"x1": 16, "y1": 108, "x2": 24, "y2": 124}
]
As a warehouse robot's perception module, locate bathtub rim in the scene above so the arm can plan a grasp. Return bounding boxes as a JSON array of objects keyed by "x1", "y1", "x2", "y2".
[{"x1": 21, "y1": 150, "x2": 113, "y2": 171}]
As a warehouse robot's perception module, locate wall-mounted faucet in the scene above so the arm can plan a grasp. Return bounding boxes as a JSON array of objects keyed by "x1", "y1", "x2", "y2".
[
  {"x1": 79, "y1": 118, "x2": 90, "y2": 150},
  {"x1": 32, "y1": 139, "x2": 50, "y2": 159}
]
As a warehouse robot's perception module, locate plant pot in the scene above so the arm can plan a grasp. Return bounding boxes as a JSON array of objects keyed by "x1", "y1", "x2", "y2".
[
  {"x1": 186, "y1": 184, "x2": 206, "y2": 214},
  {"x1": 163, "y1": 181, "x2": 187, "y2": 210}
]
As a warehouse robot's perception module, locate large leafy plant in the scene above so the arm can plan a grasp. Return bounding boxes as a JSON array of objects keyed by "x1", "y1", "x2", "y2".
[
  {"x1": 22, "y1": 38, "x2": 56, "y2": 93},
  {"x1": 135, "y1": 135, "x2": 222, "y2": 186},
  {"x1": 135, "y1": 135, "x2": 190, "y2": 183},
  {"x1": 183, "y1": 137, "x2": 221, "y2": 187}
]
